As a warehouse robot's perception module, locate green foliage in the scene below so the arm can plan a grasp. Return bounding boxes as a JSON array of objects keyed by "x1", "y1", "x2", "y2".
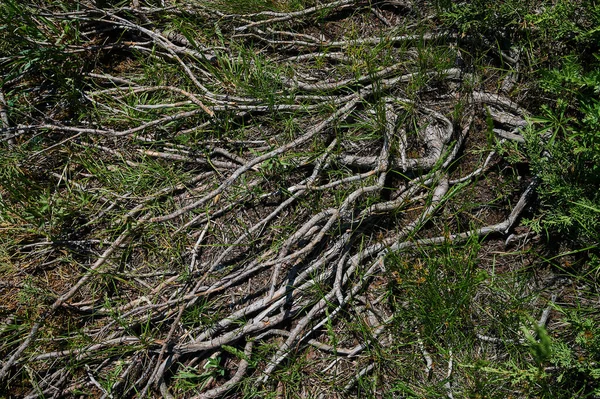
[
  {"x1": 523, "y1": 323, "x2": 552, "y2": 365},
  {"x1": 200, "y1": 0, "x2": 309, "y2": 14},
  {"x1": 437, "y1": 0, "x2": 532, "y2": 40},
  {"x1": 524, "y1": 51, "x2": 600, "y2": 246},
  {"x1": 542, "y1": 308, "x2": 600, "y2": 396},
  {"x1": 526, "y1": 0, "x2": 600, "y2": 50},
  {"x1": 173, "y1": 357, "x2": 226, "y2": 394},
  {"x1": 0, "y1": 152, "x2": 88, "y2": 240},
  {"x1": 386, "y1": 237, "x2": 483, "y2": 346},
  {"x1": 0, "y1": 0, "x2": 92, "y2": 137}
]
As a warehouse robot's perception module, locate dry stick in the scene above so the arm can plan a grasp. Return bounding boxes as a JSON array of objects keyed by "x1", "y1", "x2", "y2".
[
  {"x1": 5, "y1": 170, "x2": 203, "y2": 371},
  {"x1": 282, "y1": 52, "x2": 352, "y2": 64},
  {"x1": 3, "y1": 108, "x2": 204, "y2": 137},
  {"x1": 179, "y1": 194, "x2": 249, "y2": 233},
  {"x1": 103, "y1": 357, "x2": 139, "y2": 399},
  {"x1": 446, "y1": 350, "x2": 454, "y2": 399},
  {"x1": 144, "y1": 215, "x2": 351, "y2": 377},
  {"x1": 0, "y1": 128, "x2": 32, "y2": 143},
  {"x1": 297, "y1": 256, "x2": 386, "y2": 350},
  {"x1": 189, "y1": 271, "x2": 308, "y2": 342},
  {"x1": 282, "y1": 180, "x2": 447, "y2": 360},
  {"x1": 77, "y1": 18, "x2": 209, "y2": 103},
  {"x1": 487, "y1": 106, "x2": 527, "y2": 128},
  {"x1": 286, "y1": 62, "x2": 406, "y2": 92},
  {"x1": 149, "y1": 97, "x2": 361, "y2": 223},
  {"x1": 88, "y1": 72, "x2": 140, "y2": 87},
  {"x1": 234, "y1": 0, "x2": 358, "y2": 31},
  {"x1": 210, "y1": 102, "x2": 330, "y2": 112},
  {"x1": 113, "y1": 109, "x2": 207, "y2": 137},
  {"x1": 123, "y1": 354, "x2": 157, "y2": 398},
  {"x1": 190, "y1": 222, "x2": 211, "y2": 273},
  {"x1": 277, "y1": 209, "x2": 337, "y2": 260},
  {"x1": 208, "y1": 192, "x2": 307, "y2": 272},
  {"x1": 134, "y1": 100, "x2": 192, "y2": 110},
  {"x1": 107, "y1": 85, "x2": 213, "y2": 115},
  {"x1": 398, "y1": 127, "x2": 408, "y2": 170},
  {"x1": 262, "y1": 159, "x2": 393, "y2": 269},
  {"x1": 106, "y1": 249, "x2": 276, "y2": 332},
  {"x1": 78, "y1": 142, "x2": 140, "y2": 167},
  {"x1": 253, "y1": 235, "x2": 349, "y2": 323},
  {"x1": 417, "y1": 335, "x2": 434, "y2": 378},
  {"x1": 175, "y1": 311, "x2": 289, "y2": 355},
  {"x1": 284, "y1": 180, "x2": 450, "y2": 377},
  {"x1": 160, "y1": 29, "x2": 219, "y2": 57},
  {"x1": 210, "y1": 146, "x2": 252, "y2": 167},
  {"x1": 268, "y1": 202, "x2": 341, "y2": 267},
  {"x1": 471, "y1": 91, "x2": 528, "y2": 117},
  {"x1": 0, "y1": 89, "x2": 14, "y2": 146},
  {"x1": 449, "y1": 148, "x2": 498, "y2": 185},
  {"x1": 359, "y1": 175, "x2": 433, "y2": 217},
  {"x1": 256, "y1": 329, "x2": 354, "y2": 355},
  {"x1": 9, "y1": 10, "x2": 524, "y2": 396},
  {"x1": 82, "y1": 92, "x2": 130, "y2": 116},
  {"x1": 64, "y1": 42, "x2": 159, "y2": 56},
  {"x1": 441, "y1": 112, "x2": 474, "y2": 170},
  {"x1": 342, "y1": 363, "x2": 376, "y2": 393},
  {"x1": 138, "y1": 149, "x2": 238, "y2": 169},
  {"x1": 24, "y1": 336, "x2": 140, "y2": 363},
  {"x1": 265, "y1": 29, "x2": 324, "y2": 45},
  {"x1": 371, "y1": 6, "x2": 392, "y2": 27},
  {"x1": 27, "y1": 132, "x2": 83, "y2": 160},
  {"x1": 319, "y1": 182, "x2": 535, "y2": 386},
  {"x1": 333, "y1": 251, "x2": 351, "y2": 305},
  {"x1": 494, "y1": 128, "x2": 525, "y2": 143},
  {"x1": 538, "y1": 294, "x2": 557, "y2": 328},
  {"x1": 257, "y1": 281, "x2": 341, "y2": 383},
  {"x1": 211, "y1": 209, "x2": 337, "y2": 299},
  {"x1": 385, "y1": 178, "x2": 538, "y2": 253},
  {"x1": 85, "y1": 365, "x2": 110, "y2": 397},
  {"x1": 88, "y1": 85, "x2": 141, "y2": 97},
  {"x1": 234, "y1": 32, "x2": 455, "y2": 49}
]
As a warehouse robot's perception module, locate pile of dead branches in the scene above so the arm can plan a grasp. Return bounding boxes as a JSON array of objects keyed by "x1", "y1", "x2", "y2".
[{"x1": 0, "y1": 1, "x2": 536, "y2": 397}]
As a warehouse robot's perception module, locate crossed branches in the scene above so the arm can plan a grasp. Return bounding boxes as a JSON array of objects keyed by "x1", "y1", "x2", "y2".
[{"x1": 0, "y1": 1, "x2": 535, "y2": 397}]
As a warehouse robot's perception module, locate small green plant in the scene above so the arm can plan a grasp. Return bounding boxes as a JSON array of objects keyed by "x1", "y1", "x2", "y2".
[
  {"x1": 174, "y1": 357, "x2": 226, "y2": 394},
  {"x1": 524, "y1": 54, "x2": 600, "y2": 246},
  {"x1": 386, "y1": 236, "x2": 483, "y2": 348}
]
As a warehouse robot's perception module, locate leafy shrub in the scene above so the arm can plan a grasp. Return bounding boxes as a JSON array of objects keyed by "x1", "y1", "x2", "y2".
[{"x1": 525, "y1": 51, "x2": 600, "y2": 246}]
